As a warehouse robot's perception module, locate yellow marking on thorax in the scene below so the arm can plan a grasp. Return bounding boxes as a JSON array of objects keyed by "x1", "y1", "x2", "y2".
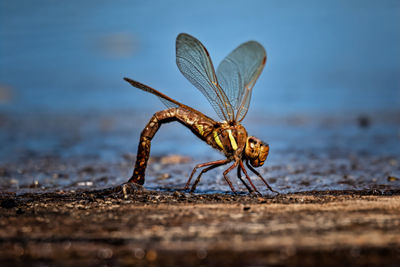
[
  {"x1": 227, "y1": 129, "x2": 238, "y2": 151},
  {"x1": 213, "y1": 130, "x2": 224, "y2": 150},
  {"x1": 196, "y1": 124, "x2": 204, "y2": 135}
]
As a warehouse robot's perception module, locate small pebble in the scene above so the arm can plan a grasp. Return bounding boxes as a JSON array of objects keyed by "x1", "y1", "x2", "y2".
[
  {"x1": 157, "y1": 173, "x2": 170, "y2": 180},
  {"x1": 146, "y1": 249, "x2": 157, "y2": 261},
  {"x1": 387, "y1": 176, "x2": 399, "y2": 182},
  {"x1": 357, "y1": 115, "x2": 371, "y2": 128},
  {"x1": 160, "y1": 154, "x2": 191, "y2": 165}
]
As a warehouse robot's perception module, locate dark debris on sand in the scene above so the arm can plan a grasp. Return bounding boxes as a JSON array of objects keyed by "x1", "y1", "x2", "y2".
[{"x1": 1, "y1": 188, "x2": 400, "y2": 266}]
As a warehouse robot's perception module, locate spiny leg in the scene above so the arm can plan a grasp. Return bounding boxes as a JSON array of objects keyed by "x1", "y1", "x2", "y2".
[
  {"x1": 184, "y1": 159, "x2": 230, "y2": 190},
  {"x1": 246, "y1": 160, "x2": 279, "y2": 194},
  {"x1": 237, "y1": 164, "x2": 253, "y2": 193},
  {"x1": 222, "y1": 161, "x2": 239, "y2": 194},
  {"x1": 239, "y1": 160, "x2": 261, "y2": 195},
  {"x1": 187, "y1": 159, "x2": 230, "y2": 192}
]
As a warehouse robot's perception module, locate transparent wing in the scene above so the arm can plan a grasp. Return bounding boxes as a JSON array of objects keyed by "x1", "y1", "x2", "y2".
[
  {"x1": 216, "y1": 41, "x2": 266, "y2": 122},
  {"x1": 176, "y1": 33, "x2": 234, "y2": 121},
  {"x1": 123, "y1": 77, "x2": 198, "y2": 113}
]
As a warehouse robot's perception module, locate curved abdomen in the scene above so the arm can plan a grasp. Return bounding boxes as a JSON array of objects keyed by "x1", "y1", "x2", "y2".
[{"x1": 129, "y1": 107, "x2": 216, "y2": 184}]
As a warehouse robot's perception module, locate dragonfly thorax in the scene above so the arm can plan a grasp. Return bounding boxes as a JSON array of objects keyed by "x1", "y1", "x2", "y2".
[{"x1": 244, "y1": 136, "x2": 269, "y2": 167}]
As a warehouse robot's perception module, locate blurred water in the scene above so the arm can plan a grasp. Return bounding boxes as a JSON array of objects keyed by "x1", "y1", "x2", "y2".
[{"x1": 0, "y1": 0, "x2": 399, "y2": 116}]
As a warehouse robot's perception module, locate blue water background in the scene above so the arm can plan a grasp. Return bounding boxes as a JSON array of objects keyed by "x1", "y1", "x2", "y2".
[{"x1": 1, "y1": 0, "x2": 399, "y2": 116}]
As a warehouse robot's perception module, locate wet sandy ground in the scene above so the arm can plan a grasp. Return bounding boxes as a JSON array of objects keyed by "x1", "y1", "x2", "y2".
[
  {"x1": 0, "y1": 112, "x2": 400, "y2": 265},
  {"x1": 1, "y1": 189, "x2": 400, "y2": 266}
]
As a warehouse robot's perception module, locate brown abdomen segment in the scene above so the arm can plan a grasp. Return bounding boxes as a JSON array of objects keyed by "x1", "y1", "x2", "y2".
[{"x1": 129, "y1": 107, "x2": 215, "y2": 185}]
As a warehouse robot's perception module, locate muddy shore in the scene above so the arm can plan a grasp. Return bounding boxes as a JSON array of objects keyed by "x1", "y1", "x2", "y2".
[{"x1": 1, "y1": 188, "x2": 400, "y2": 266}]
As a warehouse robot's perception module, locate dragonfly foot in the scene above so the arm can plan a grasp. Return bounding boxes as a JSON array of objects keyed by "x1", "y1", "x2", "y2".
[
  {"x1": 181, "y1": 187, "x2": 192, "y2": 193},
  {"x1": 249, "y1": 191, "x2": 262, "y2": 197}
]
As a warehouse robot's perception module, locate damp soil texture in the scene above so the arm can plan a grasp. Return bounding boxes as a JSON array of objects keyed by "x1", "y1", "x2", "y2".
[{"x1": 1, "y1": 112, "x2": 400, "y2": 266}]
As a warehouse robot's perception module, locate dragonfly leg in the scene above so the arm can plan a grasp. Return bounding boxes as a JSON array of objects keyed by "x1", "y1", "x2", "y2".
[
  {"x1": 237, "y1": 164, "x2": 253, "y2": 193},
  {"x1": 222, "y1": 161, "x2": 239, "y2": 194},
  {"x1": 188, "y1": 159, "x2": 230, "y2": 192},
  {"x1": 239, "y1": 160, "x2": 261, "y2": 195},
  {"x1": 246, "y1": 160, "x2": 279, "y2": 194},
  {"x1": 185, "y1": 160, "x2": 226, "y2": 190}
]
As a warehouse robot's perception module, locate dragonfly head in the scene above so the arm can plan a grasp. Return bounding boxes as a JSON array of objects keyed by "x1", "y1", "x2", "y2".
[{"x1": 245, "y1": 136, "x2": 269, "y2": 167}]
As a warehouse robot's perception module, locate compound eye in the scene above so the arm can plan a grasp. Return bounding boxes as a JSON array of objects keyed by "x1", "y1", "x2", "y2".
[
  {"x1": 259, "y1": 143, "x2": 269, "y2": 162},
  {"x1": 248, "y1": 137, "x2": 256, "y2": 148}
]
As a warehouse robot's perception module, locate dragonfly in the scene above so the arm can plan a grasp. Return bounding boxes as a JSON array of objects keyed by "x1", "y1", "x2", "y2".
[{"x1": 124, "y1": 33, "x2": 277, "y2": 195}]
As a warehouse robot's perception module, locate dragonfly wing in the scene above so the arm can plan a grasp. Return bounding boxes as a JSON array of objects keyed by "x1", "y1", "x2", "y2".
[
  {"x1": 216, "y1": 41, "x2": 266, "y2": 122},
  {"x1": 176, "y1": 33, "x2": 234, "y2": 121}
]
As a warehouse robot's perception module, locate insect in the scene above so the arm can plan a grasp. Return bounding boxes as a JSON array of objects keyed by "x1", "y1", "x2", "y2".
[{"x1": 124, "y1": 33, "x2": 277, "y2": 195}]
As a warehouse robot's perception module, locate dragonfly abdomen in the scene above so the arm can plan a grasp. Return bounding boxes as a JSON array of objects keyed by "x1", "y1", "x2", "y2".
[{"x1": 129, "y1": 107, "x2": 216, "y2": 184}]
